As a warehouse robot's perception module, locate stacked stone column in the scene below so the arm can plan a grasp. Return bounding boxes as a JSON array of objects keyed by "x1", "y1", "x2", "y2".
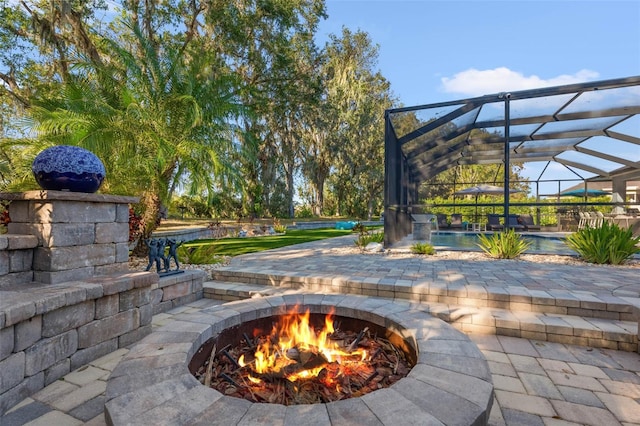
[{"x1": 3, "y1": 190, "x2": 138, "y2": 284}]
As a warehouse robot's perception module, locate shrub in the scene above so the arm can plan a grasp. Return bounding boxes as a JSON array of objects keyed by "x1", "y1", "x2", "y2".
[
  {"x1": 272, "y1": 217, "x2": 287, "y2": 234},
  {"x1": 128, "y1": 208, "x2": 144, "y2": 243},
  {"x1": 352, "y1": 222, "x2": 367, "y2": 234},
  {"x1": 354, "y1": 231, "x2": 384, "y2": 249},
  {"x1": 564, "y1": 221, "x2": 640, "y2": 265},
  {"x1": 0, "y1": 203, "x2": 9, "y2": 234},
  {"x1": 273, "y1": 224, "x2": 287, "y2": 233},
  {"x1": 477, "y1": 228, "x2": 531, "y2": 259},
  {"x1": 295, "y1": 205, "x2": 314, "y2": 219},
  {"x1": 177, "y1": 244, "x2": 226, "y2": 265},
  {"x1": 410, "y1": 242, "x2": 436, "y2": 255}
]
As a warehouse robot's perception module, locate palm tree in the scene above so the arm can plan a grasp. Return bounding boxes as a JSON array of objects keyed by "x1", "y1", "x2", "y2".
[{"x1": 10, "y1": 17, "x2": 246, "y2": 250}]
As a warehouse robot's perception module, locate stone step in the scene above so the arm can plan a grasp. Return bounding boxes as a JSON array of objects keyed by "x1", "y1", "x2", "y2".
[
  {"x1": 203, "y1": 279, "x2": 294, "y2": 300},
  {"x1": 210, "y1": 270, "x2": 638, "y2": 322},
  {"x1": 203, "y1": 280, "x2": 638, "y2": 352}
]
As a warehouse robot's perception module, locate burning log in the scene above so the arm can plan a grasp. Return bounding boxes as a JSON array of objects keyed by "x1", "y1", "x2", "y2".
[
  {"x1": 220, "y1": 372, "x2": 242, "y2": 387},
  {"x1": 347, "y1": 327, "x2": 369, "y2": 352},
  {"x1": 243, "y1": 333, "x2": 255, "y2": 350},
  {"x1": 221, "y1": 348, "x2": 241, "y2": 370},
  {"x1": 363, "y1": 370, "x2": 379, "y2": 386},
  {"x1": 204, "y1": 344, "x2": 216, "y2": 387}
]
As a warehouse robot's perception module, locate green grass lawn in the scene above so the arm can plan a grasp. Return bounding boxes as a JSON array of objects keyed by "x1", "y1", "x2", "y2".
[{"x1": 183, "y1": 228, "x2": 355, "y2": 256}]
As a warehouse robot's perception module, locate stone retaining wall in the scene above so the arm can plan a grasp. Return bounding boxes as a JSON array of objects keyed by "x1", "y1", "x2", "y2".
[
  {"x1": 0, "y1": 269, "x2": 206, "y2": 416},
  {"x1": 291, "y1": 220, "x2": 382, "y2": 230},
  {"x1": 152, "y1": 270, "x2": 206, "y2": 315},
  {"x1": 0, "y1": 272, "x2": 157, "y2": 415},
  {"x1": 0, "y1": 190, "x2": 207, "y2": 416},
  {"x1": 152, "y1": 227, "x2": 216, "y2": 242}
]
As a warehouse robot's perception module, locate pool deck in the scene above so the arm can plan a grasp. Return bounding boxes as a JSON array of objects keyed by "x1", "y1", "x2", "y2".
[
  {"x1": 2, "y1": 234, "x2": 639, "y2": 425},
  {"x1": 400, "y1": 230, "x2": 577, "y2": 255}
]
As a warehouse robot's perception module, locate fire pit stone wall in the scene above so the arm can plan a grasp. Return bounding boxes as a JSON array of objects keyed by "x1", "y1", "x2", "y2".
[{"x1": 104, "y1": 294, "x2": 494, "y2": 426}]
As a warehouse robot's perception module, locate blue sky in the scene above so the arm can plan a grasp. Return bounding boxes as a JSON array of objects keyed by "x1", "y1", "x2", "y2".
[
  {"x1": 318, "y1": 0, "x2": 639, "y2": 106},
  {"x1": 316, "y1": 1, "x2": 640, "y2": 193}
]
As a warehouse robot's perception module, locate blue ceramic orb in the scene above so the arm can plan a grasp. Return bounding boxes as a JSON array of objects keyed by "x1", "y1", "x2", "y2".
[{"x1": 32, "y1": 145, "x2": 106, "y2": 193}]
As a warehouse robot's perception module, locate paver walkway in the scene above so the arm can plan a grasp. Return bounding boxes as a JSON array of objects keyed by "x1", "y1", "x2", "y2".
[
  {"x1": 217, "y1": 235, "x2": 639, "y2": 301},
  {"x1": 2, "y1": 235, "x2": 639, "y2": 425},
  {"x1": 3, "y1": 300, "x2": 639, "y2": 426}
]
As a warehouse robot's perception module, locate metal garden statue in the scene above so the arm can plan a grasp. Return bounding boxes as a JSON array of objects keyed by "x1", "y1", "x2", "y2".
[
  {"x1": 164, "y1": 238, "x2": 184, "y2": 271},
  {"x1": 145, "y1": 238, "x2": 185, "y2": 276}
]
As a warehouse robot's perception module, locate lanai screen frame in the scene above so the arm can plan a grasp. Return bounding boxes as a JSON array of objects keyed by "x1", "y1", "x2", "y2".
[{"x1": 383, "y1": 76, "x2": 640, "y2": 246}]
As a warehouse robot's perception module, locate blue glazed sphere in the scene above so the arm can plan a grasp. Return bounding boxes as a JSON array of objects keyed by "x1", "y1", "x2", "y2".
[{"x1": 32, "y1": 145, "x2": 106, "y2": 193}]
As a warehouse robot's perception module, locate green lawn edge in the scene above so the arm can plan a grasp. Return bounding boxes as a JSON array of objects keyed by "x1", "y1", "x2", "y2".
[{"x1": 183, "y1": 228, "x2": 355, "y2": 256}]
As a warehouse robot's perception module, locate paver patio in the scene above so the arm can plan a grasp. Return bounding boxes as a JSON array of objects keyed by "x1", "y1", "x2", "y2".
[{"x1": 1, "y1": 235, "x2": 639, "y2": 425}]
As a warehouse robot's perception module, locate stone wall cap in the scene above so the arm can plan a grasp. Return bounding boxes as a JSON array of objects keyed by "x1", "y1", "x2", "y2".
[
  {"x1": 0, "y1": 271, "x2": 157, "y2": 324},
  {"x1": 0, "y1": 190, "x2": 139, "y2": 204}
]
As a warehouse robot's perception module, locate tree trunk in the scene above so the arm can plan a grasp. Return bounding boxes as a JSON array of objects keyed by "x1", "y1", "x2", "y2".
[
  {"x1": 286, "y1": 168, "x2": 295, "y2": 218},
  {"x1": 132, "y1": 191, "x2": 161, "y2": 257},
  {"x1": 314, "y1": 174, "x2": 326, "y2": 216}
]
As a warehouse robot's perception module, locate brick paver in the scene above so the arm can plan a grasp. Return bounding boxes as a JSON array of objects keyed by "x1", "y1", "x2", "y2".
[
  {"x1": 1, "y1": 297, "x2": 638, "y2": 425},
  {"x1": 2, "y1": 236, "x2": 639, "y2": 425},
  {"x1": 494, "y1": 390, "x2": 557, "y2": 417}
]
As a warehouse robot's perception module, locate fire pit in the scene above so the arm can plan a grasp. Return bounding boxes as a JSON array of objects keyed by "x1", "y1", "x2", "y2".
[
  {"x1": 190, "y1": 309, "x2": 414, "y2": 405},
  {"x1": 105, "y1": 294, "x2": 494, "y2": 425}
]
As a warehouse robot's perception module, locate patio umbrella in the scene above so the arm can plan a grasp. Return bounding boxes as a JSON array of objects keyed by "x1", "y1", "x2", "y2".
[
  {"x1": 454, "y1": 184, "x2": 522, "y2": 221},
  {"x1": 558, "y1": 188, "x2": 611, "y2": 197}
]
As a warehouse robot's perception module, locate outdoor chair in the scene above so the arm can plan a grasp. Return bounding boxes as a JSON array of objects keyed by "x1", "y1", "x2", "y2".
[
  {"x1": 506, "y1": 214, "x2": 525, "y2": 231},
  {"x1": 577, "y1": 211, "x2": 588, "y2": 229},
  {"x1": 449, "y1": 214, "x2": 463, "y2": 229},
  {"x1": 436, "y1": 214, "x2": 449, "y2": 229},
  {"x1": 486, "y1": 214, "x2": 504, "y2": 231},
  {"x1": 517, "y1": 214, "x2": 540, "y2": 231}
]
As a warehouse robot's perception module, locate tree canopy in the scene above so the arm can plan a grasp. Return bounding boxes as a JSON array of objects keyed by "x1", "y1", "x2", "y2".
[{"x1": 0, "y1": 0, "x2": 527, "y2": 232}]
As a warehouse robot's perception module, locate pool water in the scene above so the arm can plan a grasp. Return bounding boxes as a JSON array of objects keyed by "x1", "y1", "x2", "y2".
[{"x1": 429, "y1": 232, "x2": 576, "y2": 255}]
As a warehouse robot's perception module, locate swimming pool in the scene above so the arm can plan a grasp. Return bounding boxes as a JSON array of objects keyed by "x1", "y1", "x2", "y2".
[{"x1": 428, "y1": 232, "x2": 576, "y2": 255}]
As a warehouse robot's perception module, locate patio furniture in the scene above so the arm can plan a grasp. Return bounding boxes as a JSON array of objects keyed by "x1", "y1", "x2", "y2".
[
  {"x1": 578, "y1": 211, "x2": 588, "y2": 229},
  {"x1": 507, "y1": 214, "x2": 525, "y2": 231},
  {"x1": 486, "y1": 214, "x2": 504, "y2": 231},
  {"x1": 437, "y1": 213, "x2": 449, "y2": 229},
  {"x1": 517, "y1": 214, "x2": 540, "y2": 231},
  {"x1": 466, "y1": 222, "x2": 487, "y2": 232},
  {"x1": 454, "y1": 185, "x2": 523, "y2": 223},
  {"x1": 450, "y1": 213, "x2": 463, "y2": 229},
  {"x1": 607, "y1": 214, "x2": 638, "y2": 229}
]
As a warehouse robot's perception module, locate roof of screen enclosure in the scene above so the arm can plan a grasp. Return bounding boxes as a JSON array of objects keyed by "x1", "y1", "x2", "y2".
[{"x1": 386, "y1": 76, "x2": 640, "y2": 186}]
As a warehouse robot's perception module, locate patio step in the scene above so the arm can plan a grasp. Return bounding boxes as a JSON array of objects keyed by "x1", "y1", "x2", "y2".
[
  {"x1": 210, "y1": 269, "x2": 638, "y2": 323},
  {"x1": 203, "y1": 279, "x2": 298, "y2": 300},
  {"x1": 203, "y1": 279, "x2": 638, "y2": 352}
]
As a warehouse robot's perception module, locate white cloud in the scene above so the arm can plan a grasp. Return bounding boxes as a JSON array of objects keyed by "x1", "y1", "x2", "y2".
[{"x1": 441, "y1": 68, "x2": 600, "y2": 97}]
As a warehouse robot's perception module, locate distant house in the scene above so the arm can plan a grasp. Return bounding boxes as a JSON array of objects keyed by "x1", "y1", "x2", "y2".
[{"x1": 560, "y1": 180, "x2": 639, "y2": 211}]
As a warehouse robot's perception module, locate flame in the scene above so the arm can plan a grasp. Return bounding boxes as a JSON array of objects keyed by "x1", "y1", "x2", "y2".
[
  {"x1": 247, "y1": 308, "x2": 367, "y2": 385},
  {"x1": 247, "y1": 375, "x2": 261, "y2": 384}
]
